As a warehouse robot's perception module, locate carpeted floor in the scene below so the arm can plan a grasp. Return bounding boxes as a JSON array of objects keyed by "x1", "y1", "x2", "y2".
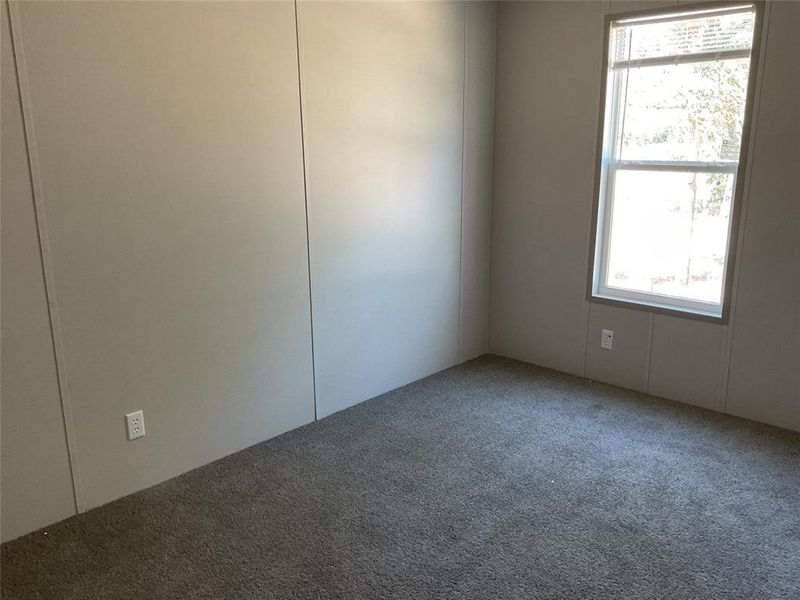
[{"x1": 2, "y1": 355, "x2": 799, "y2": 600}]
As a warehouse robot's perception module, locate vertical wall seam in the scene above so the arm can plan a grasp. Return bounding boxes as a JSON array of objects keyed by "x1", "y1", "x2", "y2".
[
  {"x1": 293, "y1": 0, "x2": 317, "y2": 421},
  {"x1": 486, "y1": 2, "x2": 500, "y2": 356},
  {"x1": 580, "y1": 304, "x2": 592, "y2": 379},
  {"x1": 457, "y1": 1, "x2": 467, "y2": 362},
  {"x1": 7, "y1": 0, "x2": 84, "y2": 513},
  {"x1": 644, "y1": 313, "x2": 655, "y2": 394},
  {"x1": 718, "y1": 0, "x2": 771, "y2": 414}
]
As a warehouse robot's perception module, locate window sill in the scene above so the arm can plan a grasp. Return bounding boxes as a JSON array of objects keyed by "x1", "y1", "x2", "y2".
[{"x1": 588, "y1": 292, "x2": 727, "y2": 324}]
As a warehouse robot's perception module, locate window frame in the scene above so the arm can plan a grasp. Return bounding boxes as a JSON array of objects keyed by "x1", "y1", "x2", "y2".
[{"x1": 586, "y1": 1, "x2": 765, "y2": 323}]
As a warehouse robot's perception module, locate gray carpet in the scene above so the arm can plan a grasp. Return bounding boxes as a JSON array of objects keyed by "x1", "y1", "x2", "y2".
[{"x1": 2, "y1": 355, "x2": 799, "y2": 600}]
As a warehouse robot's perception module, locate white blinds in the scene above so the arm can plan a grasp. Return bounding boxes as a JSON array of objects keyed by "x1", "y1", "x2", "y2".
[{"x1": 611, "y1": 5, "x2": 756, "y2": 69}]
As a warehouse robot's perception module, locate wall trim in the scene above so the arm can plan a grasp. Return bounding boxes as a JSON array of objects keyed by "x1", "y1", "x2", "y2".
[
  {"x1": 7, "y1": 0, "x2": 85, "y2": 512},
  {"x1": 718, "y1": 0, "x2": 772, "y2": 414}
]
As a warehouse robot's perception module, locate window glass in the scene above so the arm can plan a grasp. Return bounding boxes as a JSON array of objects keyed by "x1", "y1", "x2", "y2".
[
  {"x1": 606, "y1": 170, "x2": 735, "y2": 304},
  {"x1": 615, "y1": 59, "x2": 750, "y2": 163}
]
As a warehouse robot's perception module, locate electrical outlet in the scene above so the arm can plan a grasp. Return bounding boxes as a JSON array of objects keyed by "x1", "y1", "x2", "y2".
[
  {"x1": 601, "y1": 329, "x2": 614, "y2": 350},
  {"x1": 125, "y1": 410, "x2": 146, "y2": 440}
]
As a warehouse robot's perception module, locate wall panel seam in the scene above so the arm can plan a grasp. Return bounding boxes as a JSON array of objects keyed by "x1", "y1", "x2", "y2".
[
  {"x1": 486, "y1": 2, "x2": 501, "y2": 354},
  {"x1": 457, "y1": 1, "x2": 467, "y2": 361},
  {"x1": 485, "y1": 2, "x2": 498, "y2": 356},
  {"x1": 7, "y1": 0, "x2": 85, "y2": 513},
  {"x1": 644, "y1": 313, "x2": 654, "y2": 394},
  {"x1": 293, "y1": 0, "x2": 318, "y2": 421}
]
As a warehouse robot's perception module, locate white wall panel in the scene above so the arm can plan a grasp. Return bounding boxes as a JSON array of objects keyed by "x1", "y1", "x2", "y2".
[
  {"x1": 649, "y1": 316, "x2": 725, "y2": 411},
  {"x1": 725, "y1": 0, "x2": 800, "y2": 431},
  {"x1": 585, "y1": 303, "x2": 651, "y2": 393},
  {"x1": 298, "y1": 1, "x2": 465, "y2": 417},
  {"x1": 1, "y1": 0, "x2": 76, "y2": 542},
  {"x1": 12, "y1": 0, "x2": 315, "y2": 510},
  {"x1": 490, "y1": 0, "x2": 603, "y2": 375},
  {"x1": 609, "y1": 0, "x2": 676, "y2": 13}
]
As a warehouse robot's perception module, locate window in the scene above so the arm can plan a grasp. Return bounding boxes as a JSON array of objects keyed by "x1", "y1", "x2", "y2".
[{"x1": 589, "y1": 3, "x2": 761, "y2": 319}]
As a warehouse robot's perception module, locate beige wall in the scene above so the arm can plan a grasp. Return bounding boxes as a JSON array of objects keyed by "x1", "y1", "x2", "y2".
[
  {"x1": 724, "y1": 0, "x2": 800, "y2": 429},
  {"x1": 1, "y1": 0, "x2": 496, "y2": 541},
  {"x1": 297, "y1": 1, "x2": 496, "y2": 417},
  {"x1": 7, "y1": 0, "x2": 316, "y2": 520},
  {"x1": 1, "y1": 0, "x2": 76, "y2": 542},
  {"x1": 491, "y1": 0, "x2": 800, "y2": 432},
  {"x1": 297, "y1": 1, "x2": 464, "y2": 417}
]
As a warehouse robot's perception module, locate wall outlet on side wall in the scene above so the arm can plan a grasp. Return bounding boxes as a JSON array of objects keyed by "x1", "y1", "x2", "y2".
[
  {"x1": 125, "y1": 410, "x2": 146, "y2": 440},
  {"x1": 601, "y1": 329, "x2": 614, "y2": 350}
]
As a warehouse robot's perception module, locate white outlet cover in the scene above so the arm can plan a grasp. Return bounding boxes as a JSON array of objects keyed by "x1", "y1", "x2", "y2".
[
  {"x1": 601, "y1": 329, "x2": 614, "y2": 350},
  {"x1": 126, "y1": 410, "x2": 146, "y2": 440}
]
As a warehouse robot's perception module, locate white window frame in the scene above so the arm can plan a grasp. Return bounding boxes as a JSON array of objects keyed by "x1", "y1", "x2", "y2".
[{"x1": 588, "y1": 2, "x2": 763, "y2": 322}]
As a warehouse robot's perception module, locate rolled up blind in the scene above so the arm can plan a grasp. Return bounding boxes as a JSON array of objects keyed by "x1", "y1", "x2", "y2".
[{"x1": 611, "y1": 4, "x2": 756, "y2": 70}]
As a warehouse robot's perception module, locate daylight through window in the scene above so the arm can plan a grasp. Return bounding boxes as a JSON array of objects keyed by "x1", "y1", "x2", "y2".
[{"x1": 590, "y1": 4, "x2": 758, "y2": 318}]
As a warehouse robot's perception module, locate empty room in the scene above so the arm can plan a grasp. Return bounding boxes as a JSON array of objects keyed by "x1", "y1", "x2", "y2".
[{"x1": 1, "y1": 0, "x2": 798, "y2": 598}]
